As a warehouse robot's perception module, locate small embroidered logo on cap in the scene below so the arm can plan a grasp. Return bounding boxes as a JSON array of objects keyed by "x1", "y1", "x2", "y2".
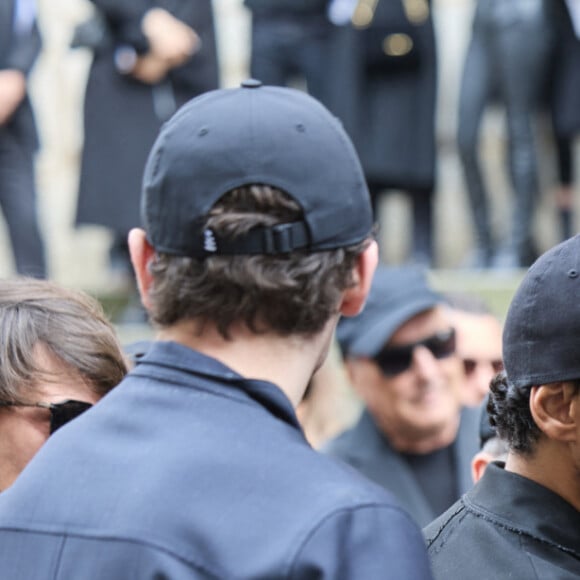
[{"x1": 204, "y1": 229, "x2": 217, "y2": 252}]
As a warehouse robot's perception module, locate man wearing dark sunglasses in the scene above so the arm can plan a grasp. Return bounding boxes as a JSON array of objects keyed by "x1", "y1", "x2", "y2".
[
  {"x1": 325, "y1": 266, "x2": 480, "y2": 527},
  {"x1": 0, "y1": 278, "x2": 127, "y2": 492}
]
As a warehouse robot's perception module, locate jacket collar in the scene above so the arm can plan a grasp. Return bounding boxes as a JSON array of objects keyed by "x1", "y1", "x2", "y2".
[
  {"x1": 131, "y1": 340, "x2": 303, "y2": 433},
  {"x1": 466, "y1": 463, "x2": 580, "y2": 558}
]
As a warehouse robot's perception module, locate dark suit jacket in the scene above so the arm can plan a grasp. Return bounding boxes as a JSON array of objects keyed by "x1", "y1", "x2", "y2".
[
  {"x1": 0, "y1": 0, "x2": 41, "y2": 149},
  {"x1": 324, "y1": 406, "x2": 480, "y2": 527},
  {"x1": 327, "y1": 0, "x2": 437, "y2": 191}
]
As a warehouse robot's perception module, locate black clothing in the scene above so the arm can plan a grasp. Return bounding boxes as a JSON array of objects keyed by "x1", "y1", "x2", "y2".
[
  {"x1": 75, "y1": 0, "x2": 219, "y2": 236},
  {"x1": 401, "y1": 443, "x2": 457, "y2": 517},
  {"x1": 457, "y1": 0, "x2": 553, "y2": 266},
  {"x1": 244, "y1": 0, "x2": 332, "y2": 105},
  {"x1": 424, "y1": 462, "x2": 580, "y2": 579},
  {"x1": 244, "y1": 0, "x2": 328, "y2": 16},
  {"x1": 323, "y1": 407, "x2": 480, "y2": 527},
  {"x1": 0, "y1": 0, "x2": 46, "y2": 277},
  {"x1": 328, "y1": 0, "x2": 437, "y2": 191},
  {"x1": 550, "y1": 0, "x2": 580, "y2": 139},
  {"x1": 0, "y1": 133, "x2": 46, "y2": 276},
  {"x1": 328, "y1": 0, "x2": 437, "y2": 263},
  {"x1": 0, "y1": 341, "x2": 434, "y2": 579}
]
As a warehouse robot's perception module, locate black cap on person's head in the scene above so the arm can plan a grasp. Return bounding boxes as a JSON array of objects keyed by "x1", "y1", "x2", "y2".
[
  {"x1": 336, "y1": 266, "x2": 443, "y2": 358},
  {"x1": 503, "y1": 234, "x2": 580, "y2": 389},
  {"x1": 141, "y1": 80, "x2": 374, "y2": 259}
]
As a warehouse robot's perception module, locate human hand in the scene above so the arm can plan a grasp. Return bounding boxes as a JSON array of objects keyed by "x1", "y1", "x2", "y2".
[
  {"x1": 141, "y1": 8, "x2": 200, "y2": 69},
  {"x1": 130, "y1": 53, "x2": 172, "y2": 84},
  {"x1": 0, "y1": 70, "x2": 26, "y2": 125}
]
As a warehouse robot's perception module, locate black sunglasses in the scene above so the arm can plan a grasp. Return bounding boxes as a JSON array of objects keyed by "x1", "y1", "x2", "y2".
[
  {"x1": 0, "y1": 399, "x2": 93, "y2": 434},
  {"x1": 373, "y1": 328, "x2": 456, "y2": 376}
]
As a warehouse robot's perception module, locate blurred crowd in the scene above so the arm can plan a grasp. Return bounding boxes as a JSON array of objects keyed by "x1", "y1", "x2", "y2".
[{"x1": 1, "y1": 0, "x2": 579, "y2": 288}]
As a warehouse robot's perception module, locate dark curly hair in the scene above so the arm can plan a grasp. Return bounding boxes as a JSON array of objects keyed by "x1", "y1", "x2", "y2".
[
  {"x1": 487, "y1": 371, "x2": 541, "y2": 455},
  {"x1": 148, "y1": 185, "x2": 370, "y2": 338}
]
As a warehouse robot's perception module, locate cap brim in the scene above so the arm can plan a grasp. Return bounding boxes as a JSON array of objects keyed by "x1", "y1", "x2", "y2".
[{"x1": 347, "y1": 296, "x2": 441, "y2": 357}]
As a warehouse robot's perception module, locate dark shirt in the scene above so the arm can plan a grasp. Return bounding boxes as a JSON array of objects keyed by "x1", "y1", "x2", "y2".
[
  {"x1": 401, "y1": 443, "x2": 458, "y2": 516},
  {"x1": 0, "y1": 341, "x2": 433, "y2": 579},
  {"x1": 424, "y1": 462, "x2": 580, "y2": 579},
  {"x1": 323, "y1": 408, "x2": 479, "y2": 527}
]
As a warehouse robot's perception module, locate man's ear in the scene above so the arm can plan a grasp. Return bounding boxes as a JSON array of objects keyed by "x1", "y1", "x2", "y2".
[
  {"x1": 471, "y1": 451, "x2": 494, "y2": 484},
  {"x1": 128, "y1": 228, "x2": 156, "y2": 311},
  {"x1": 530, "y1": 383, "x2": 579, "y2": 443},
  {"x1": 340, "y1": 240, "x2": 378, "y2": 317}
]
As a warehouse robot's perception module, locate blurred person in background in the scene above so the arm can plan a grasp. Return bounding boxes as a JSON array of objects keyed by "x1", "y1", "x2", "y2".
[
  {"x1": 73, "y1": 1, "x2": 219, "y2": 317},
  {"x1": 328, "y1": 0, "x2": 438, "y2": 266},
  {"x1": 0, "y1": 277, "x2": 127, "y2": 492},
  {"x1": 244, "y1": 0, "x2": 333, "y2": 105},
  {"x1": 324, "y1": 266, "x2": 480, "y2": 527},
  {"x1": 457, "y1": 0, "x2": 553, "y2": 268},
  {"x1": 0, "y1": 0, "x2": 46, "y2": 278},
  {"x1": 446, "y1": 292, "x2": 503, "y2": 407},
  {"x1": 549, "y1": 0, "x2": 580, "y2": 242}
]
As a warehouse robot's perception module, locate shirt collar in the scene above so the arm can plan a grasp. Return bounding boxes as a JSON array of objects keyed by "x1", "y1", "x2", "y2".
[
  {"x1": 467, "y1": 462, "x2": 580, "y2": 557},
  {"x1": 132, "y1": 340, "x2": 304, "y2": 434}
]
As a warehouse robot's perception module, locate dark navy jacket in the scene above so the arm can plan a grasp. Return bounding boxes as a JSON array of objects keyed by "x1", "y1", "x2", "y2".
[
  {"x1": 0, "y1": 341, "x2": 433, "y2": 579},
  {"x1": 424, "y1": 463, "x2": 580, "y2": 579}
]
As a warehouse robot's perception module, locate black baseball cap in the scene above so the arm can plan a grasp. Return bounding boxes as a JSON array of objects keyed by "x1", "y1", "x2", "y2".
[
  {"x1": 503, "y1": 234, "x2": 580, "y2": 389},
  {"x1": 141, "y1": 80, "x2": 373, "y2": 258},
  {"x1": 337, "y1": 266, "x2": 443, "y2": 357}
]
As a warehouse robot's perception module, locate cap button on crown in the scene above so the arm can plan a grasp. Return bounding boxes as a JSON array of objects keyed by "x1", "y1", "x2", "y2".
[{"x1": 241, "y1": 79, "x2": 262, "y2": 89}]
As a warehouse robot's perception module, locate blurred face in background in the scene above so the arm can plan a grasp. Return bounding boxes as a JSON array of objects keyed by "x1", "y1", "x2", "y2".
[
  {"x1": 348, "y1": 306, "x2": 464, "y2": 453},
  {"x1": 452, "y1": 311, "x2": 503, "y2": 407}
]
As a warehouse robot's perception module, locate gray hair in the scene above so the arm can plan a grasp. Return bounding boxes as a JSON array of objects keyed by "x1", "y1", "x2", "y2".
[{"x1": 0, "y1": 278, "x2": 128, "y2": 402}]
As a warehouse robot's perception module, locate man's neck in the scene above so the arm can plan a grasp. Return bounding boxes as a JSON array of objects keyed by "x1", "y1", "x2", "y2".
[
  {"x1": 157, "y1": 319, "x2": 335, "y2": 407},
  {"x1": 505, "y1": 442, "x2": 580, "y2": 511},
  {"x1": 382, "y1": 413, "x2": 461, "y2": 455}
]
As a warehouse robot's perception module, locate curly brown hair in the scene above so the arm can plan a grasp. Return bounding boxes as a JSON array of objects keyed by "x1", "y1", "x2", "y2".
[{"x1": 148, "y1": 185, "x2": 370, "y2": 338}]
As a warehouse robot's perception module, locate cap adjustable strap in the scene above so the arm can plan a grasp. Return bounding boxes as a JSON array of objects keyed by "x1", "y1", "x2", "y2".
[{"x1": 199, "y1": 221, "x2": 310, "y2": 257}]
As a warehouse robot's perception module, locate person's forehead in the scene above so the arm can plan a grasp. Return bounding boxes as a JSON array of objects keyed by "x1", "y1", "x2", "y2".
[
  {"x1": 30, "y1": 346, "x2": 99, "y2": 404},
  {"x1": 454, "y1": 312, "x2": 502, "y2": 355},
  {"x1": 388, "y1": 306, "x2": 451, "y2": 345}
]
